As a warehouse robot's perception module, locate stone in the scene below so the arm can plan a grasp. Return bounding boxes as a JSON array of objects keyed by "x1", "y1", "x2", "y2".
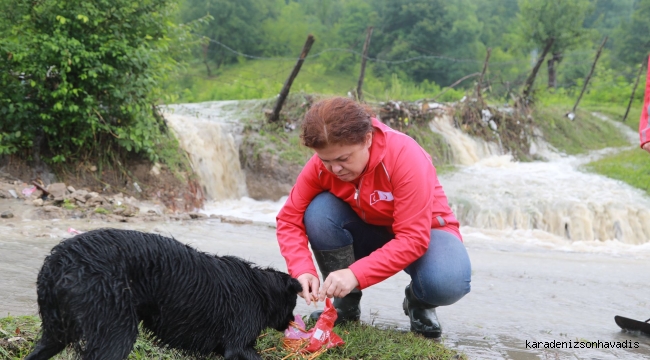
[
  {"x1": 33, "y1": 199, "x2": 44, "y2": 206},
  {"x1": 1, "y1": 211, "x2": 14, "y2": 219},
  {"x1": 122, "y1": 206, "x2": 138, "y2": 217},
  {"x1": 86, "y1": 196, "x2": 106, "y2": 207},
  {"x1": 150, "y1": 162, "x2": 162, "y2": 176},
  {"x1": 85, "y1": 192, "x2": 99, "y2": 200},
  {"x1": 189, "y1": 213, "x2": 208, "y2": 220},
  {"x1": 46, "y1": 183, "x2": 68, "y2": 199},
  {"x1": 67, "y1": 186, "x2": 76, "y2": 193}
]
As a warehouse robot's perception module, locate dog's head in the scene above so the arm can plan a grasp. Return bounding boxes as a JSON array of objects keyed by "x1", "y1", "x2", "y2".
[{"x1": 263, "y1": 269, "x2": 303, "y2": 331}]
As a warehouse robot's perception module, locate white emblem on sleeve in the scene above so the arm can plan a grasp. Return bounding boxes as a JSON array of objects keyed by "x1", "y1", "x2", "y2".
[{"x1": 370, "y1": 190, "x2": 394, "y2": 205}]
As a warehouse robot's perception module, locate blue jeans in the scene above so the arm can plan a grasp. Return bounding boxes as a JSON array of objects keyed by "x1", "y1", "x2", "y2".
[{"x1": 304, "y1": 192, "x2": 471, "y2": 306}]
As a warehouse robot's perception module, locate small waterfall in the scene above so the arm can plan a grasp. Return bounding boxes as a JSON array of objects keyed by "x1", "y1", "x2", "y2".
[
  {"x1": 431, "y1": 112, "x2": 650, "y2": 244},
  {"x1": 162, "y1": 101, "x2": 249, "y2": 201},
  {"x1": 428, "y1": 114, "x2": 501, "y2": 165},
  {"x1": 440, "y1": 157, "x2": 650, "y2": 244}
]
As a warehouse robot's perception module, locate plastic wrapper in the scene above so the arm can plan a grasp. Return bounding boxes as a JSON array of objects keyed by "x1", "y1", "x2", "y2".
[{"x1": 282, "y1": 298, "x2": 344, "y2": 358}]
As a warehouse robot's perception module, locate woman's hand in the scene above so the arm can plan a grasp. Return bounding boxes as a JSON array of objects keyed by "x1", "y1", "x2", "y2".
[
  {"x1": 297, "y1": 273, "x2": 320, "y2": 305},
  {"x1": 318, "y1": 269, "x2": 360, "y2": 301},
  {"x1": 643, "y1": 142, "x2": 650, "y2": 154}
]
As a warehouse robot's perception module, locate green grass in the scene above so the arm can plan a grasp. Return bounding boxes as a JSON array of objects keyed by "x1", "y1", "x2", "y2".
[
  {"x1": 585, "y1": 148, "x2": 650, "y2": 195},
  {"x1": 61, "y1": 199, "x2": 76, "y2": 210},
  {"x1": 582, "y1": 101, "x2": 643, "y2": 132},
  {"x1": 165, "y1": 59, "x2": 465, "y2": 104},
  {"x1": 93, "y1": 207, "x2": 110, "y2": 214},
  {"x1": 533, "y1": 105, "x2": 630, "y2": 155},
  {"x1": 0, "y1": 315, "x2": 464, "y2": 360}
]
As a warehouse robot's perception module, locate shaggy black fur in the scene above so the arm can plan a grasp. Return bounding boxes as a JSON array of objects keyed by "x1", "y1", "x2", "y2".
[{"x1": 25, "y1": 228, "x2": 302, "y2": 360}]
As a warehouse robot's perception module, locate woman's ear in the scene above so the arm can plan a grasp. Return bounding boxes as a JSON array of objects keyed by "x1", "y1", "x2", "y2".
[{"x1": 365, "y1": 132, "x2": 373, "y2": 148}]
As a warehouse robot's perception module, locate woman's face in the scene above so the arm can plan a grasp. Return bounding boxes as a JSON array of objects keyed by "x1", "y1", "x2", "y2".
[{"x1": 314, "y1": 132, "x2": 372, "y2": 182}]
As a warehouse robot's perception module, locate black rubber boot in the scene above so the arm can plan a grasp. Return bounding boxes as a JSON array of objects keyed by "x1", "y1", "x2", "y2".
[
  {"x1": 309, "y1": 244, "x2": 362, "y2": 325},
  {"x1": 402, "y1": 283, "x2": 442, "y2": 339}
]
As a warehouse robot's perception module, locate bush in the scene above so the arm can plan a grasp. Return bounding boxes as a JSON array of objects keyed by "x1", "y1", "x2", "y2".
[{"x1": 0, "y1": 0, "x2": 192, "y2": 166}]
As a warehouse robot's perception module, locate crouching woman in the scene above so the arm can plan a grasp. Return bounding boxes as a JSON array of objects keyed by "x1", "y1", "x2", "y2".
[{"x1": 276, "y1": 97, "x2": 471, "y2": 339}]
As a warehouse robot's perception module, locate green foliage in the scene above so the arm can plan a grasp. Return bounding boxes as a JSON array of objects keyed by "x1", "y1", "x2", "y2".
[
  {"x1": 614, "y1": 0, "x2": 650, "y2": 66},
  {"x1": 369, "y1": 0, "x2": 483, "y2": 86},
  {"x1": 515, "y1": 0, "x2": 593, "y2": 53},
  {"x1": 0, "y1": 0, "x2": 192, "y2": 167},
  {"x1": 179, "y1": 0, "x2": 277, "y2": 69}
]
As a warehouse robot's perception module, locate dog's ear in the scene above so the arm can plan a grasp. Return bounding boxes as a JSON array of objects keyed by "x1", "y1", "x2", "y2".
[{"x1": 287, "y1": 278, "x2": 302, "y2": 294}]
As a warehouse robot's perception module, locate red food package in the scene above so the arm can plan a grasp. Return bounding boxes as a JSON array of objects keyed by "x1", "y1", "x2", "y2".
[{"x1": 302, "y1": 298, "x2": 345, "y2": 353}]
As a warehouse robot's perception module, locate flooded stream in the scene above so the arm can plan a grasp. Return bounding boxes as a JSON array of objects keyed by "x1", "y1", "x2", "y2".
[{"x1": 1, "y1": 101, "x2": 649, "y2": 359}]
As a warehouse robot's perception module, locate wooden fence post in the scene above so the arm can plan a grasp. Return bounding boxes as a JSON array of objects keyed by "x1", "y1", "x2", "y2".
[
  {"x1": 268, "y1": 34, "x2": 315, "y2": 123},
  {"x1": 356, "y1": 26, "x2": 374, "y2": 102},
  {"x1": 623, "y1": 60, "x2": 646, "y2": 123},
  {"x1": 570, "y1": 36, "x2": 608, "y2": 116},
  {"x1": 476, "y1": 48, "x2": 492, "y2": 102}
]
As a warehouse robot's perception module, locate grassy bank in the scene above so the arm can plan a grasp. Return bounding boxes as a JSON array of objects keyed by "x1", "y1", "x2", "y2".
[
  {"x1": 532, "y1": 105, "x2": 630, "y2": 155},
  {"x1": 533, "y1": 101, "x2": 650, "y2": 195},
  {"x1": 585, "y1": 149, "x2": 650, "y2": 195},
  {"x1": 577, "y1": 101, "x2": 648, "y2": 194},
  {"x1": 0, "y1": 315, "x2": 464, "y2": 360}
]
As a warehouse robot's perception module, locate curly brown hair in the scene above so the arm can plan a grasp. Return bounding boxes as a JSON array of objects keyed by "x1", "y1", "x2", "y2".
[{"x1": 301, "y1": 97, "x2": 375, "y2": 149}]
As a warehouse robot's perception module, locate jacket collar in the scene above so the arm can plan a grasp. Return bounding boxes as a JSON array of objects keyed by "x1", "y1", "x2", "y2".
[{"x1": 366, "y1": 118, "x2": 387, "y2": 174}]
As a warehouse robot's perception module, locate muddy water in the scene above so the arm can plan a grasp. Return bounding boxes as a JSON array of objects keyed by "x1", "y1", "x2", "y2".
[{"x1": 1, "y1": 199, "x2": 649, "y2": 360}]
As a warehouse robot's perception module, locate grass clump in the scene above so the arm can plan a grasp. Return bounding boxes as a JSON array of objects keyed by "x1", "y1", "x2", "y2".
[
  {"x1": 1, "y1": 316, "x2": 463, "y2": 360},
  {"x1": 93, "y1": 207, "x2": 110, "y2": 215},
  {"x1": 61, "y1": 199, "x2": 76, "y2": 210}
]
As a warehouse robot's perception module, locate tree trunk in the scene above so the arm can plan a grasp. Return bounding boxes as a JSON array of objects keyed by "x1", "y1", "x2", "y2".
[
  {"x1": 521, "y1": 38, "x2": 555, "y2": 101},
  {"x1": 547, "y1": 52, "x2": 562, "y2": 89},
  {"x1": 203, "y1": 43, "x2": 212, "y2": 77}
]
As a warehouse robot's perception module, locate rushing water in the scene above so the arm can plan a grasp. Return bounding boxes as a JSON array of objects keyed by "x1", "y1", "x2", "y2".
[{"x1": 2, "y1": 102, "x2": 649, "y2": 359}]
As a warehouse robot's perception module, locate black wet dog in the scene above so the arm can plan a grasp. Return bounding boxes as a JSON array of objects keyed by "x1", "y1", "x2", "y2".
[{"x1": 25, "y1": 228, "x2": 301, "y2": 360}]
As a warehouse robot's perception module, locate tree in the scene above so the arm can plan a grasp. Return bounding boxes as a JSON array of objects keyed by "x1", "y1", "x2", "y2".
[
  {"x1": 0, "y1": 0, "x2": 190, "y2": 165},
  {"x1": 515, "y1": 0, "x2": 593, "y2": 89},
  {"x1": 614, "y1": 0, "x2": 650, "y2": 67},
  {"x1": 179, "y1": 0, "x2": 276, "y2": 71},
  {"x1": 370, "y1": 0, "x2": 482, "y2": 86}
]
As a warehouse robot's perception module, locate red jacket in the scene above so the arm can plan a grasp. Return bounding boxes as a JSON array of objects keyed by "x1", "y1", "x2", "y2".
[
  {"x1": 640, "y1": 55, "x2": 650, "y2": 148},
  {"x1": 276, "y1": 118, "x2": 461, "y2": 290}
]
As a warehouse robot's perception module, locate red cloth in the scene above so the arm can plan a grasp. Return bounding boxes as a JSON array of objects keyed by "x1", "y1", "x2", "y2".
[
  {"x1": 639, "y1": 55, "x2": 650, "y2": 148},
  {"x1": 276, "y1": 118, "x2": 460, "y2": 289}
]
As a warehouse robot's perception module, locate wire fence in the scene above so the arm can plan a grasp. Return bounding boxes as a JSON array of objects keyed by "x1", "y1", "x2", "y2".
[{"x1": 175, "y1": 35, "x2": 644, "y2": 106}]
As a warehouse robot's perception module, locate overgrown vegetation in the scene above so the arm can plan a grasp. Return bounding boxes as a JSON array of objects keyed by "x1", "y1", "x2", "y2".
[
  {"x1": 0, "y1": 315, "x2": 464, "y2": 360},
  {"x1": 0, "y1": 0, "x2": 201, "y2": 179}
]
